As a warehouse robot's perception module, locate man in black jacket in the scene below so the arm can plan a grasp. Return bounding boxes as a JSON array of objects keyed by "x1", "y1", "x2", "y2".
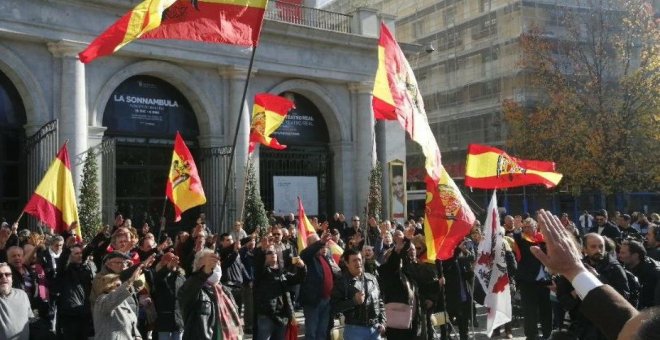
[
  {"x1": 53, "y1": 244, "x2": 95, "y2": 340},
  {"x1": 218, "y1": 233, "x2": 247, "y2": 314},
  {"x1": 589, "y1": 210, "x2": 621, "y2": 241},
  {"x1": 331, "y1": 249, "x2": 385, "y2": 340},
  {"x1": 179, "y1": 249, "x2": 241, "y2": 340},
  {"x1": 619, "y1": 240, "x2": 660, "y2": 309},
  {"x1": 151, "y1": 252, "x2": 185, "y2": 340}
]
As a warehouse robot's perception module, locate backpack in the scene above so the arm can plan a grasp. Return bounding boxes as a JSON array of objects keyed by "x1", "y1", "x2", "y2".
[{"x1": 624, "y1": 269, "x2": 641, "y2": 308}]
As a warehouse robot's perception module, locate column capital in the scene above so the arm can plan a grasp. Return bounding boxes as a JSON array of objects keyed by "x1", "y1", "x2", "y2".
[
  {"x1": 48, "y1": 40, "x2": 86, "y2": 59},
  {"x1": 348, "y1": 81, "x2": 374, "y2": 94},
  {"x1": 218, "y1": 66, "x2": 257, "y2": 79}
]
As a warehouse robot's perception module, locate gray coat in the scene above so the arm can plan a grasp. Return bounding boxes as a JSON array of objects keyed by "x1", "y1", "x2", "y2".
[{"x1": 93, "y1": 282, "x2": 140, "y2": 340}]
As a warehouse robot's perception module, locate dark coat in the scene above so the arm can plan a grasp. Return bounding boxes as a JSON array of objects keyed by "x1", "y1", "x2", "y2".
[
  {"x1": 513, "y1": 232, "x2": 548, "y2": 284},
  {"x1": 255, "y1": 265, "x2": 306, "y2": 325},
  {"x1": 629, "y1": 257, "x2": 660, "y2": 309},
  {"x1": 588, "y1": 223, "x2": 622, "y2": 242},
  {"x1": 152, "y1": 267, "x2": 185, "y2": 332},
  {"x1": 299, "y1": 241, "x2": 336, "y2": 306},
  {"x1": 437, "y1": 247, "x2": 474, "y2": 314},
  {"x1": 178, "y1": 271, "x2": 218, "y2": 340},
  {"x1": 331, "y1": 271, "x2": 385, "y2": 327},
  {"x1": 579, "y1": 285, "x2": 638, "y2": 340},
  {"x1": 53, "y1": 261, "x2": 95, "y2": 316}
]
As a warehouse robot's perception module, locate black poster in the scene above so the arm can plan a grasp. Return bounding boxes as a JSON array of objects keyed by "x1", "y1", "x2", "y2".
[
  {"x1": 271, "y1": 93, "x2": 329, "y2": 145},
  {"x1": 103, "y1": 76, "x2": 199, "y2": 137}
]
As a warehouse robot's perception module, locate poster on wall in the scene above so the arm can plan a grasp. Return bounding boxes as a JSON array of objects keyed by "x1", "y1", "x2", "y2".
[
  {"x1": 389, "y1": 160, "x2": 406, "y2": 225},
  {"x1": 273, "y1": 176, "x2": 318, "y2": 216},
  {"x1": 103, "y1": 75, "x2": 198, "y2": 137}
]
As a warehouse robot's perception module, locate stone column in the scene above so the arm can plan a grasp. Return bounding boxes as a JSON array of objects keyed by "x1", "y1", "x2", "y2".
[
  {"x1": 349, "y1": 81, "x2": 374, "y2": 216},
  {"x1": 48, "y1": 40, "x2": 88, "y2": 192},
  {"x1": 218, "y1": 66, "x2": 252, "y2": 225}
]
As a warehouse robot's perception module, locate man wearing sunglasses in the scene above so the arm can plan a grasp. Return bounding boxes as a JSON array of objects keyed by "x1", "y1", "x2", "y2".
[
  {"x1": 0, "y1": 262, "x2": 32, "y2": 340},
  {"x1": 588, "y1": 210, "x2": 622, "y2": 241}
]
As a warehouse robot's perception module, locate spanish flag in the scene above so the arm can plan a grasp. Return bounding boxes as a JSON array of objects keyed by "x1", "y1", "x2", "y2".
[
  {"x1": 79, "y1": 0, "x2": 268, "y2": 64},
  {"x1": 423, "y1": 171, "x2": 475, "y2": 261},
  {"x1": 248, "y1": 93, "x2": 295, "y2": 154},
  {"x1": 327, "y1": 239, "x2": 343, "y2": 264},
  {"x1": 23, "y1": 144, "x2": 80, "y2": 235},
  {"x1": 166, "y1": 132, "x2": 206, "y2": 222},
  {"x1": 372, "y1": 22, "x2": 442, "y2": 182},
  {"x1": 465, "y1": 144, "x2": 563, "y2": 189},
  {"x1": 296, "y1": 196, "x2": 315, "y2": 253}
]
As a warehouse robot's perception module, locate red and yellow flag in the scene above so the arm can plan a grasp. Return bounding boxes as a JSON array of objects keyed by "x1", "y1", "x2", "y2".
[
  {"x1": 372, "y1": 22, "x2": 442, "y2": 182},
  {"x1": 79, "y1": 0, "x2": 268, "y2": 64},
  {"x1": 23, "y1": 144, "x2": 80, "y2": 235},
  {"x1": 423, "y1": 172, "x2": 476, "y2": 261},
  {"x1": 248, "y1": 93, "x2": 295, "y2": 154},
  {"x1": 465, "y1": 144, "x2": 563, "y2": 189},
  {"x1": 166, "y1": 132, "x2": 206, "y2": 222},
  {"x1": 296, "y1": 196, "x2": 316, "y2": 253},
  {"x1": 327, "y1": 239, "x2": 343, "y2": 264}
]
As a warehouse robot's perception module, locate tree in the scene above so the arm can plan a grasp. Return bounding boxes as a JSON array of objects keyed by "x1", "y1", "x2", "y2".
[
  {"x1": 368, "y1": 162, "x2": 383, "y2": 219},
  {"x1": 503, "y1": 0, "x2": 659, "y2": 194},
  {"x1": 243, "y1": 159, "x2": 269, "y2": 235},
  {"x1": 78, "y1": 149, "x2": 102, "y2": 241}
]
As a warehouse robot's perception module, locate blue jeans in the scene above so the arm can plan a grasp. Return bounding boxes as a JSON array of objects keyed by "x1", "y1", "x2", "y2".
[
  {"x1": 158, "y1": 331, "x2": 182, "y2": 340},
  {"x1": 256, "y1": 315, "x2": 286, "y2": 340},
  {"x1": 303, "y1": 298, "x2": 331, "y2": 340},
  {"x1": 343, "y1": 324, "x2": 382, "y2": 340}
]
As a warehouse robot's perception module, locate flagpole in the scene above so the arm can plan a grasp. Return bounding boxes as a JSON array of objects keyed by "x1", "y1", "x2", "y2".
[
  {"x1": 158, "y1": 196, "x2": 168, "y2": 241},
  {"x1": 218, "y1": 46, "x2": 259, "y2": 232},
  {"x1": 239, "y1": 153, "x2": 253, "y2": 221}
]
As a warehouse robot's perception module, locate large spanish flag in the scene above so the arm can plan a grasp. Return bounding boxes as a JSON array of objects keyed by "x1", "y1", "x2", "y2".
[
  {"x1": 423, "y1": 171, "x2": 475, "y2": 261},
  {"x1": 372, "y1": 22, "x2": 442, "y2": 182},
  {"x1": 166, "y1": 132, "x2": 206, "y2": 222},
  {"x1": 23, "y1": 144, "x2": 80, "y2": 235},
  {"x1": 79, "y1": 0, "x2": 268, "y2": 63},
  {"x1": 465, "y1": 144, "x2": 563, "y2": 189},
  {"x1": 248, "y1": 93, "x2": 295, "y2": 154},
  {"x1": 296, "y1": 196, "x2": 316, "y2": 253}
]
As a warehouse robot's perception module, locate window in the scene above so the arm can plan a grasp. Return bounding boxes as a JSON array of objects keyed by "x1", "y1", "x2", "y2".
[
  {"x1": 444, "y1": 6, "x2": 456, "y2": 26},
  {"x1": 413, "y1": 20, "x2": 424, "y2": 39}
]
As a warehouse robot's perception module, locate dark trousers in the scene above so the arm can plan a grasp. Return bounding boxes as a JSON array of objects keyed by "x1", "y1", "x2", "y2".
[
  {"x1": 519, "y1": 282, "x2": 552, "y2": 340},
  {"x1": 57, "y1": 314, "x2": 88, "y2": 340}
]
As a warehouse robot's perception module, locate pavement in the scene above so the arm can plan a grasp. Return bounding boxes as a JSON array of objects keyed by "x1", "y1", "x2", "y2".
[{"x1": 243, "y1": 306, "x2": 530, "y2": 339}]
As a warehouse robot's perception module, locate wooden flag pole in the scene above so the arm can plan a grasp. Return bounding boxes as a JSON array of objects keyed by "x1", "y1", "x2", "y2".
[
  {"x1": 157, "y1": 196, "x2": 168, "y2": 241},
  {"x1": 218, "y1": 45, "x2": 259, "y2": 232}
]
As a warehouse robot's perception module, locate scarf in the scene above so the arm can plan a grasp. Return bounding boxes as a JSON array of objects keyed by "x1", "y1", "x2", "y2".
[{"x1": 213, "y1": 284, "x2": 243, "y2": 340}]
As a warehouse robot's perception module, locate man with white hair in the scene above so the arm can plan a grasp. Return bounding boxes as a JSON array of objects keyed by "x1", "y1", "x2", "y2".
[
  {"x1": 178, "y1": 248, "x2": 242, "y2": 340},
  {"x1": 0, "y1": 262, "x2": 32, "y2": 340}
]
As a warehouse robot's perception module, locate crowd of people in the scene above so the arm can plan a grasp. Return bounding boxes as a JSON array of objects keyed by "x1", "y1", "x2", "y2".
[{"x1": 0, "y1": 208, "x2": 658, "y2": 340}]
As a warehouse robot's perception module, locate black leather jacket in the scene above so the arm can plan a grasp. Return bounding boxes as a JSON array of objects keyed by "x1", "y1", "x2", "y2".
[
  {"x1": 178, "y1": 271, "x2": 218, "y2": 340},
  {"x1": 331, "y1": 271, "x2": 385, "y2": 327}
]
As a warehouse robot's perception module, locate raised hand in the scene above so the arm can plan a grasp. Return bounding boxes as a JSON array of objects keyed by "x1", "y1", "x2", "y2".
[{"x1": 531, "y1": 209, "x2": 586, "y2": 281}]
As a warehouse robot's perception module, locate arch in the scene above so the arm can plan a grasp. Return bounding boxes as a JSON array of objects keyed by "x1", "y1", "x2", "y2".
[
  {"x1": 91, "y1": 60, "x2": 217, "y2": 138},
  {"x1": 0, "y1": 44, "x2": 49, "y2": 130},
  {"x1": 267, "y1": 79, "x2": 347, "y2": 143}
]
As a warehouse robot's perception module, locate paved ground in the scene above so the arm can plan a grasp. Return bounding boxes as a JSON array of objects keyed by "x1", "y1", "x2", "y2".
[{"x1": 243, "y1": 306, "x2": 530, "y2": 339}]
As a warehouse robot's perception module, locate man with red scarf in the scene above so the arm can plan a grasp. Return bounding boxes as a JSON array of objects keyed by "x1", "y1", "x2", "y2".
[{"x1": 513, "y1": 217, "x2": 552, "y2": 340}]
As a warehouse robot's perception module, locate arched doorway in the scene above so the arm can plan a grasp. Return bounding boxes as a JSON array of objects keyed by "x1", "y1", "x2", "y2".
[
  {"x1": 259, "y1": 92, "x2": 332, "y2": 219},
  {"x1": 0, "y1": 71, "x2": 26, "y2": 222},
  {"x1": 103, "y1": 75, "x2": 200, "y2": 228}
]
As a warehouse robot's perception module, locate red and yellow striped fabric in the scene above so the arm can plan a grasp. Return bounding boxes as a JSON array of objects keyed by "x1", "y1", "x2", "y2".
[
  {"x1": 327, "y1": 239, "x2": 343, "y2": 264},
  {"x1": 248, "y1": 93, "x2": 295, "y2": 154},
  {"x1": 423, "y1": 172, "x2": 475, "y2": 261},
  {"x1": 296, "y1": 196, "x2": 315, "y2": 253},
  {"x1": 166, "y1": 132, "x2": 206, "y2": 222},
  {"x1": 465, "y1": 144, "x2": 563, "y2": 189},
  {"x1": 372, "y1": 22, "x2": 443, "y2": 183},
  {"x1": 23, "y1": 144, "x2": 80, "y2": 235},
  {"x1": 79, "y1": 0, "x2": 268, "y2": 64}
]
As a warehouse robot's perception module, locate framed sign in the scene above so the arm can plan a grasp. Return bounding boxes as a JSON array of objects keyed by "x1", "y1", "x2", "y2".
[{"x1": 389, "y1": 160, "x2": 406, "y2": 225}]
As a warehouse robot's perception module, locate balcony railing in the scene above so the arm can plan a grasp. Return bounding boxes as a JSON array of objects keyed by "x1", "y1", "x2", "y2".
[{"x1": 265, "y1": 1, "x2": 352, "y2": 34}]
